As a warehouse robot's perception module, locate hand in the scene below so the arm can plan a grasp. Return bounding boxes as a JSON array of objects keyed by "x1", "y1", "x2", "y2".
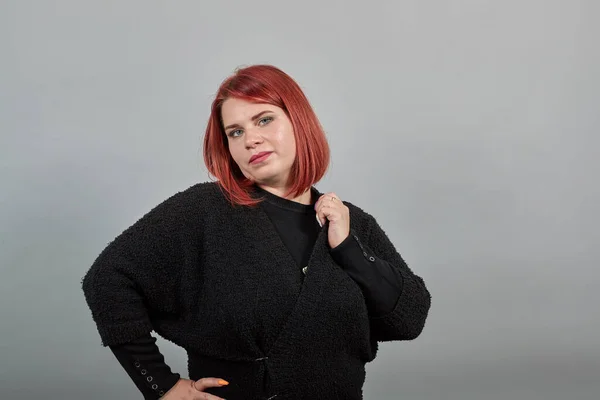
[
  {"x1": 161, "y1": 377, "x2": 229, "y2": 400},
  {"x1": 315, "y1": 192, "x2": 350, "y2": 249}
]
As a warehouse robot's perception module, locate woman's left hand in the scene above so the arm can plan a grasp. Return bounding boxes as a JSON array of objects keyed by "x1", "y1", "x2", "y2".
[{"x1": 315, "y1": 192, "x2": 350, "y2": 249}]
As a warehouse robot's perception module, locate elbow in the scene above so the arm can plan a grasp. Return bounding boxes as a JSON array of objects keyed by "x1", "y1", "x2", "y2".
[
  {"x1": 81, "y1": 272, "x2": 98, "y2": 317},
  {"x1": 81, "y1": 271, "x2": 92, "y2": 299},
  {"x1": 81, "y1": 262, "x2": 104, "y2": 308},
  {"x1": 403, "y1": 315, "x2": 428, "y2": 340},
  {"x1": 402, "y1": 289, "x2": 431, "y2": 340},
  {"x1": 81, "y1": 268, "x2": 97, "y2": 299},
  {"x1": 371, "y1": 292, "x2": 431, "y2": 342}
]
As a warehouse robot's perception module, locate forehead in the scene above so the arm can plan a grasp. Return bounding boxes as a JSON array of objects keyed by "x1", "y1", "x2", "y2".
[{"x1": 221, "y1": 98, "x2": 279, "y2": 122}]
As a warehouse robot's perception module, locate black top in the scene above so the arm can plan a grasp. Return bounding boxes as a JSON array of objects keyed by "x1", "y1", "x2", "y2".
[
  {"x1": 82, "y1": 182, "x2": 430, "y2": 399},
  {"x1": 109, "y1": 185, "x2": 404, "y2": 398}
]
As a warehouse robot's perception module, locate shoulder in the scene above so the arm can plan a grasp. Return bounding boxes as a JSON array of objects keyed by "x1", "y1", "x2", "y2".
[
  {"x1": 342, "y1": 199, "x2": 377, "y2": 231},
  {"x1": 173, "y1": 180, "x2": 224, "y2": 203},
  {"x1": 138, "y1": 181, "x2": 226, "y2": 221}
]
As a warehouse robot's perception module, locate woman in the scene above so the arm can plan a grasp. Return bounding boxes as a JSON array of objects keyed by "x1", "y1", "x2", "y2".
[{"x1": 82, "y1": 64, "x2": 431, "y2": 400}]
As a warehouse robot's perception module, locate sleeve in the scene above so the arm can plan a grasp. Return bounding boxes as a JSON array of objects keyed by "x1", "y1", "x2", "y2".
[
  {"x1": 81, "y1": 192, "x2": 188, "y2": 347},
  {"x1": 329, "y1": 231, "x2": 404, "y2": 317},
  {"x1": 359, "y1": 214, "x2": 431, "y2": 342},
  {"x1": 110, "y1": 334, "x2": 181, "y2": 399}
]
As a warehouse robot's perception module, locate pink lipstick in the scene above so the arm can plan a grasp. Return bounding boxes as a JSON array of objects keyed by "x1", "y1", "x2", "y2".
[{"x1": 249, "y1": 151, "x2": 272, "y2": 164}]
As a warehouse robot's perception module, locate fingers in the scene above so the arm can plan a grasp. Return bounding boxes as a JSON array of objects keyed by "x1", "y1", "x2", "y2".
[
  {"x1": 193, "y1": 377, "x2": 229, "y2": 391},
  {"x1": 314, "y1": 192, "x2": 339, "y2": 211},
  {"x1": 315, "y1": 192, "x2": 342, "y2": 226},
  {"x1": 192, "y1": 377, "x2": 229, "y2": 399}
]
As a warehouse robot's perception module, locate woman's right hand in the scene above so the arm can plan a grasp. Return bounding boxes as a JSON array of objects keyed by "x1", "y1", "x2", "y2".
[{"x1": 160, "y1": 377, "x2": 229, "y2": 400}]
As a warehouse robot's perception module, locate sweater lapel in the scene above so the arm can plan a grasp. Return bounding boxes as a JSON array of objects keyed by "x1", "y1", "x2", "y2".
[{"x1": 246, "y1": 185, "x2": 337, "y2": 354}]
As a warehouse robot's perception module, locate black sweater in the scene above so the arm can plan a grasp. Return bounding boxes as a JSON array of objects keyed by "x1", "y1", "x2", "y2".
[
  {"x1": 109, "y1": 185, "x2": 405, "y2": 398},
  {"x1": 82, "y1": 182, "x2": 431, "y2": 399}
]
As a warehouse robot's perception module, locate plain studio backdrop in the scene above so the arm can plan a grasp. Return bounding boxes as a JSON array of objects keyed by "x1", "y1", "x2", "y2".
[{"x1": 1, "y1": 1, "x2": 598, "y2": 399}]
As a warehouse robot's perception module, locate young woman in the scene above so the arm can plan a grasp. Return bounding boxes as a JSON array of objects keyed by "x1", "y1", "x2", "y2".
[{"x1": 82, "y1": 64, "x2": 431, "y2": 400}]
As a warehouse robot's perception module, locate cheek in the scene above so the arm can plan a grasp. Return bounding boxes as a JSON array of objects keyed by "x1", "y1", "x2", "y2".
[
  {"x1": 228, "y1": 143, "x2": 245, "y2": 166},
  {"x1": 285, "y1": 135, "x2": 297, "y2": 157},
  {"x1": 273, "y1": 129, "x2": 296, "y2": 155}
]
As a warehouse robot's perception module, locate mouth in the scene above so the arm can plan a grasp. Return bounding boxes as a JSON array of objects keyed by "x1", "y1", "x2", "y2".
[{"x1": 249, "y1": 151, "x2": 272, "y2": 164}]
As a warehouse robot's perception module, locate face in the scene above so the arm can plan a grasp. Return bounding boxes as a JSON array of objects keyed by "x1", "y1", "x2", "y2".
[{"x1": 221, "y1": 97, "x2": 297, "y2": 187}]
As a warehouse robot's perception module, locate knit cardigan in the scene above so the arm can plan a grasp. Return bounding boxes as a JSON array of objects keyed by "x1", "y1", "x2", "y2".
[{"x1": 82, "y1": 182, "x2": 431, "y2": 399}]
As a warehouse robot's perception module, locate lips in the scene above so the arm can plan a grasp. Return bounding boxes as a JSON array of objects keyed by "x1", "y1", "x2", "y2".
[{"x1": 249, "y1": 151, "x2": 272, "y2": 163}]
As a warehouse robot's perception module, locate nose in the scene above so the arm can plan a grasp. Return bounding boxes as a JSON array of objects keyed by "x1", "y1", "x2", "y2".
[{"x1": 244, "y1": 127, "x2": 263, "y2": 147}]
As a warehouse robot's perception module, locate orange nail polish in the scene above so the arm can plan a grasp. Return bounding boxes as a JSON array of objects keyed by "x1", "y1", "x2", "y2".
[{"x1": 218, "y1": 379, "x2": 229, "y2": 385}]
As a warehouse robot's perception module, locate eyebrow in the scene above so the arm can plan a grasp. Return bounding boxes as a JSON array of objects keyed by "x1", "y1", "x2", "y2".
[{"x1": 223, "y1": 110, "x2": 273, "y2": 131}]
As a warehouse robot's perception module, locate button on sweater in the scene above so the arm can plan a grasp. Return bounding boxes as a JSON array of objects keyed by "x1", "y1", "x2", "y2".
[{"x1": 82, "y1": 182, "x2": 431, "y2": 399}]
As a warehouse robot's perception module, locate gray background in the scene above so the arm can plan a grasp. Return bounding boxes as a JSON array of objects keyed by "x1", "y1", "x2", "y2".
[{"x1": 1, "y1": 0, "x2": 598, "y2": 399}]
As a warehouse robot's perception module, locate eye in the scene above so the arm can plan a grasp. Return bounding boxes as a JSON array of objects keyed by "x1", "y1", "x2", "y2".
[
  {"x1": 226, "y1": 116, "x2": 273, "y2": 138},
  {"x1": 228, "y1": 129, "x2": 242, "y2": 138},
  {"x1": 258, "y1": 116, "x2": 273, "y2": 126}
]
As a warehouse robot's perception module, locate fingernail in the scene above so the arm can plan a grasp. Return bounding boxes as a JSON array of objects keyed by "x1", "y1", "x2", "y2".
[{"x1": 218, "y1": 379, "x2": 229, "y2": 385}]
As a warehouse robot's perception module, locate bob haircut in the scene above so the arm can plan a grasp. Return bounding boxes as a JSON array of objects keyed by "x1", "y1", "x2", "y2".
[{"x1": 203, "y1": 64, "x2": 330, "y2": 207}]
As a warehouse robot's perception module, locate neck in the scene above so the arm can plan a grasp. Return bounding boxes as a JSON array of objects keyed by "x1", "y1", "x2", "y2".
[{"x1": 256, "y1": 184, "x2": 313, "y2": 205}]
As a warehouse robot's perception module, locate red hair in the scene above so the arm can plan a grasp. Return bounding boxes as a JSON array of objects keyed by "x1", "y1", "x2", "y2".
[{"x1": 203, "y1": 65, "x2": 330, "y2": 207}]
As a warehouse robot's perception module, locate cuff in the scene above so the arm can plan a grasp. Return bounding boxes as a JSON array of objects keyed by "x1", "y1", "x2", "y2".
[{"x1": 329, "y1": 230, "x2": 372, "y2": 267}]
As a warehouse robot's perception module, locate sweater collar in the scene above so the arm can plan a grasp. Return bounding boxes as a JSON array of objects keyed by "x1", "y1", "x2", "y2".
[{"x1": 251, "y1": 184, "x2": 322, "y2": 213}]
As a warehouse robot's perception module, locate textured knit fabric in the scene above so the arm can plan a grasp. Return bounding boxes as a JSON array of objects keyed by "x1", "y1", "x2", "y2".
[
  {"x1": 82, "y1": 181, "x2": 431, "y2": 400},
  {"x1": 255, "y1": 184, "x2": 405, "y2": 318},
  {"x1": 108, "y1": 184, "x2": 405, "y2": 398}
]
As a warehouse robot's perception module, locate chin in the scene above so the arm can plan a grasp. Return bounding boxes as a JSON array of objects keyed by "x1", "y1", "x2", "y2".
[
  {"x1": 245, "y1": 163, "x2": 292, "y2": 185},
  {"x1": 253, "y1": 173, "x2": 286, "y2": 186}
]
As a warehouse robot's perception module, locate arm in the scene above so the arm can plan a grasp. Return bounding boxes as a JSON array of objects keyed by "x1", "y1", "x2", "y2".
[
  {"x1": 81, "y1": 192, "x2": 187, "y2": 346},
  {"x1": 330, "y1": 231, "x2": 404, "y2": 317},
  {"x1": 81, "y1": 191, "x2": 192, "y2": 398},
  {"x1": 110, "y1": 334, "x2": 181, "y2": 399},
  {"x1": 359, "y1": 215, "x2": 431, "y2": 342}
]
